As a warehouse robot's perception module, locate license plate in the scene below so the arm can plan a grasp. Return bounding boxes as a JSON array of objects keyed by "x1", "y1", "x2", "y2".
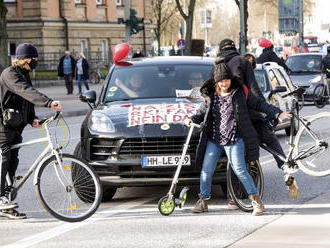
[{"x1": 142, "y1": 155, "x2": 191, "y2": 167}]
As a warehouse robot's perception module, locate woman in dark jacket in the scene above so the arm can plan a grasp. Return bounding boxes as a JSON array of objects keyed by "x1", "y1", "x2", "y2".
[
  {"x1": 0, "y1": 43, "x2": 61, "y2": 219},
  {"x1": 76, "y1": 52, "x2": 90, "y2": 95},
  {"x1": 188, "y1": 62, "x2": 291, "y2": 216}
]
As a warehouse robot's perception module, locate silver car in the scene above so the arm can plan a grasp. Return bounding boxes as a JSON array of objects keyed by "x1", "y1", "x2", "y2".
[
  {"x1": 254, "y1": 62, "x2": 298, "y2": 136},
  {"x1": 286, "y1": 53, "x2": 327, "y2": 102}
]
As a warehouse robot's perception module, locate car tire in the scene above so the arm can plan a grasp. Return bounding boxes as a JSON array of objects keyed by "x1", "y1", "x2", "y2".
[
  {"x1": 102, "y1": 186, "x2": 117, "y2": 202},
  {"x1": 219, "y1": 182, "x2": 227, "y2": 196}
]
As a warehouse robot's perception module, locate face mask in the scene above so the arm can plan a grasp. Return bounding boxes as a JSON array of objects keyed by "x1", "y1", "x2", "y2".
[{"x1": 28, "y1": 59, "x2": 38, "y2": 70}]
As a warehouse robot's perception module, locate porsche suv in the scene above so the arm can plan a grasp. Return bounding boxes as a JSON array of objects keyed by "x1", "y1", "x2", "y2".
[{"x1": 75, "y1": 57, "x2": 228, "y2": 201}]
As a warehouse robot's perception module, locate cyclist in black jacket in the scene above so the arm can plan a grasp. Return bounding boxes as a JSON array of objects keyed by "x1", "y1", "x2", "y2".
[{"x1": 0, "y1": 43, "x2": 61, "y2": 219}]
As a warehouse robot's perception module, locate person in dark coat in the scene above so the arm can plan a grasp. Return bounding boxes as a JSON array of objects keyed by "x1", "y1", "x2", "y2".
[
  {"x1": 188, "y1": 62, "x2": 291, "y2": 216},
  {"x1": 76, "y1": 52, "x2": 90, "y2": 95},
  {"x1": 0, "y1": 43, "x2": 61, "y2": 218},
  {"x1": 257, "y1": 40, "x2": 290, "y2": 72},
  {"x1": 322, "y1": 45, "x2": 330, "y2": 78},
  {"x1": 217, "y1": 39, "x2": 299, "y2": 203},
  {"x1": 132, "y1": 48, "x2": 144, "y2": 58},
  {"x1": 57, "y1": 51, "x2": 76, "y2": 95}
]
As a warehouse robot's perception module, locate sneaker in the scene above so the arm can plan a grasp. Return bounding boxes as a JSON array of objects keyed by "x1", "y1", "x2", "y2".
[
  {"x1": 249, "y1": 194, "x2": 265, "y2": 216},
  {"x1": 284, "y1": 174, "x2": 299, "y2": 199},
  {"x1": 0, "y1": 209, "x2": 26, "y2": 220},
  {"x1": 192, "y1": 194, "x2": 208, "y2": 213},
  {"x1": 227, "y1": 200, "x2": 239, "y2": 210},
  {"x1": 0, "y1": 196, "x2": 17, "y2": 210}
]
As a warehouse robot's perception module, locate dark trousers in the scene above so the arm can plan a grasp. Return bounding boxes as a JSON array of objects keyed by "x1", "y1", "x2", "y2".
[
  {"x1": 64, "y1": 74, "x2": 73, "y2": 94},
  {"x1": 0, "y1": 124, "x2": 23, "y2": 196},
  {"x1": 254, "y1": 121, "x2": 285, "y2": 168}
]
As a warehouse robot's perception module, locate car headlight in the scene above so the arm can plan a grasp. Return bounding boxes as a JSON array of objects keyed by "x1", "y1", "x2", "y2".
[
  {"x1": 88, "y1": 112, "x2": 115, "y2": 133},
  {"x1": 309, "y1": 75, "x2": 322, "y2": 83}
]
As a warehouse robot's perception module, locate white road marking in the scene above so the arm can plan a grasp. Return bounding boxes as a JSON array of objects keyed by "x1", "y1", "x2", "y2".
[{"x1": 3, "y1": 198, "x2": 153, "y2": 248}]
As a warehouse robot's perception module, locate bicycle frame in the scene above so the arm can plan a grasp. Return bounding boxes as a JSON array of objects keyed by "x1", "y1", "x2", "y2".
[
  {"x1": 5, "y1": 119, "x2": 64, "y2": 200},
  {"x1": 260, "y1": 97, "x2": 324, "y2": 168}
]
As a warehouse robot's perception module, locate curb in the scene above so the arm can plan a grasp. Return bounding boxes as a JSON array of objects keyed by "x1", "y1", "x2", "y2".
[{"x1": 37, "y1": 109, "x2": 89, "y2": 119}]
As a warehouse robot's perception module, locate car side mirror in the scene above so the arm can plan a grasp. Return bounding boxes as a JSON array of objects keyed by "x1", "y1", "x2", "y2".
[
  {"x1": 268, "y1": 86, "x2": 287, "y2": 100},
  {"x1": 80, "y1": 90, "x2": 97, "y2": 109},
  {"x1": 272, "y1": 86, "x2": 287, "y2": 94}
]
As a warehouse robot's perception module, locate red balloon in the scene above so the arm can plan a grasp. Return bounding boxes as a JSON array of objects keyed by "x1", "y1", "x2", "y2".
[
  {"x1": 258, "y1": 37, "x2": 273, "y2": 48},
  {"x1": 112, "y1": 43, "x2": 131, "y2": 63}
]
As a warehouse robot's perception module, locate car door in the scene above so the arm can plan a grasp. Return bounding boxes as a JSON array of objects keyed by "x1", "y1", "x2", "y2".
[{"x1": 267, "y1": 68, "x2": 290, "y2": 112}]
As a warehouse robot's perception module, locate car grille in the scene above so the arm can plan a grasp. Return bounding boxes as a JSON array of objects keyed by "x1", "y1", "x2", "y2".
[
  {"x1": 89, "y1": 136, "x2": 200, "y2": 161},
  {"x1": 120, "y1": 136, "x2": 200, "y2": 156}
]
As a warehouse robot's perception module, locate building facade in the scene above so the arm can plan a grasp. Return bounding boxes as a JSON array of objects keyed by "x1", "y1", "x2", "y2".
[{"x1": 4, "y1": 0, "x2": 152, "y2": 69}]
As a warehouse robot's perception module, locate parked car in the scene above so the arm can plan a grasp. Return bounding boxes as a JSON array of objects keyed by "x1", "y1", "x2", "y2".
[
  {"x1": 75, "y1": 56, "x2": 228, "y2": 201},
  {"x1": 286, "y1": 53, "x2": 327, "y2": 102},
  {"x1": 254, "y1": 62, "x2": 298, "y2": 136}
]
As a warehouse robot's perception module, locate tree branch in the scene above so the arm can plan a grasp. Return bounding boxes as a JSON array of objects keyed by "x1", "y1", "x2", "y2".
[{"x1": 175, "y1": 0, "x2": 187, "y2": 20}]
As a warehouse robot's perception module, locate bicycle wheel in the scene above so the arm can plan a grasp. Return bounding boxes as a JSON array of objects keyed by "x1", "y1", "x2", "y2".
[
  {"x1": 90, "y1": 71, "x2": 100, "y2": 84},
  {"x1": 227, "y1": 160, "x2": 264, "y2": 212},
  {"x1": 294, "y1": 112, "x2": 330, "y2": 177},
  {"x1": 313, "y1": 84, "x2": 327, "y2": 108},
  {"x1": 36, "y1": 154, "x2": 102, "y2": 222}
]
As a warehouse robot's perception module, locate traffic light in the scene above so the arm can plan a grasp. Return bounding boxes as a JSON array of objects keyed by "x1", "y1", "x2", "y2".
[{"x1": 129, "y1": 9, "x2": 144, "y2": 34}]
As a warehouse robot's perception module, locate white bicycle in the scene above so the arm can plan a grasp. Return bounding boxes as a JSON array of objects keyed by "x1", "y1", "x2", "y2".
[{"x1": 3, "y1": 112, "x2": 102, "y2": 222}]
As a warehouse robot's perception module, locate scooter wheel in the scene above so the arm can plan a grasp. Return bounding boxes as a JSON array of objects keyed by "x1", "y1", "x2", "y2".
[{"x1": 158, "y1": 196, "x2": 175, "y2": 216}]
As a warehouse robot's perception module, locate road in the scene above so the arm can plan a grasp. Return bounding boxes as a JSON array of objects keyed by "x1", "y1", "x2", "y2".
[{"x1": 1, "y1": 104, "x2": 330, "y2": 248}]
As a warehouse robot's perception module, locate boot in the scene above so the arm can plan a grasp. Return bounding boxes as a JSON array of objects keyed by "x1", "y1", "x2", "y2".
[
  {"x1": 192, "y1": 194, "x2": 208, "y2": 213},
  {"x1": 250, "y1": 194, "x2": 265, "y2": 216},
  {"x1": 284, "y1": 174, "x2": 299, "y2": 199}
]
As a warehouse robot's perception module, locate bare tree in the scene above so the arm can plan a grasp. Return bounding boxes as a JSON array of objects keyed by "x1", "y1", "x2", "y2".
[
  {"x1": 0, "y1": 0, "x2": 8, "y2": 73},
  {"x1": 234, "y1": 0, "x2": 248, "y2": 49},
  {"x1": 152, "y1": 0, "x2": 177, "y2": 56},
  {"x1": 175, "y1": 0, "x2": 196, "y2": 55}
]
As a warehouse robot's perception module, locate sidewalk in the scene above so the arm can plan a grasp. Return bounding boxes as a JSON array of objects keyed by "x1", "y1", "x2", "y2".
[
  {"x1": 230, "y1": 190, "x2": 330, "y2": 248},
  {"x1": 34, "y1": 81, "x2": 104, "y2": 118}
]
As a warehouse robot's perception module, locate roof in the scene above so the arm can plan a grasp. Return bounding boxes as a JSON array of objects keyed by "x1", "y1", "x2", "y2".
[
  {"x1": 288, "y1": 53, "x2": 323, "y2": 57},
  {"x1": 115, "y1": 56, "x2": 215, "y2": 67}
]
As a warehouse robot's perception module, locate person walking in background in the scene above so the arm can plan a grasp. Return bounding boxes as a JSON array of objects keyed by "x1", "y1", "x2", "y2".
[
  {"x1": 132, "y1": 48, "x2": 144, "y2": 58},
  {"x1": 57, "y1": 51, "x2": 76, "y2": 95},
  {"x1": 257, "y1": 38, "x2": 290, "y2": 72},
  {"x1": 76, "y1": 52, "x2": 90, "y2": 95}
]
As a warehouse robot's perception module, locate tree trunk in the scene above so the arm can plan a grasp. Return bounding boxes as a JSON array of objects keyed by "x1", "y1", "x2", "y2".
[
  {"x1": 0, "y1": 0, "x2": 8, "y2": 73},
  {"x1": 175, "y1": 0, "x2": 196, "y2": 56},
  {"x1": 184, "y1": 14, "x2": 193, "y2": 56}
]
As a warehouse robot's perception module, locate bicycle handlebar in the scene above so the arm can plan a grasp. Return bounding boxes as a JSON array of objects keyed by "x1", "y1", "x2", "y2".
[{"x1": 282, "y1": 87, "x2": 305, "y2": 98}]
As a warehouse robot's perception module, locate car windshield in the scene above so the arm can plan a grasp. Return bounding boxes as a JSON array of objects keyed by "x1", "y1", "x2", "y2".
[
  {"x1": 286, "y1": 55, "x2": 322, "y2": 73},
  {"x1": 104, "y1": 64, "x2": 212, "y2": 102},
  {"x1": 254, "y1": 70, "x2": 268, "y2": 93}
]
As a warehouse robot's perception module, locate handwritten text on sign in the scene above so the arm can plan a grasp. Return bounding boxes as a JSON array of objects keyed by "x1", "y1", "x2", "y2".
[{"x1": 128, "y1": 103, "x2": 200, "y2": 126}]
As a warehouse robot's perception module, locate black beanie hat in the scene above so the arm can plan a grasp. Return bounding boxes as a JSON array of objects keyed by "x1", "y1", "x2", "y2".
[
  {"x1": 15, "y1": 43, "x2": 38, "y2": 59},
  {"x1": 213, "y1": 63, "x2": 233, "y2": 82},
  {"x1": 219, "y1": 39, "x2": 236, "y2": 51}
]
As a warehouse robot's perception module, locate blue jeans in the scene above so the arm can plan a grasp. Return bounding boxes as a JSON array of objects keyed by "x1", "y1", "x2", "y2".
[
  {"x1": 77, "y1": 74, "x2": 90, "y2": 93},
  {"x1": 200, "y1": 138, "x2": 258, "y2": 199}
]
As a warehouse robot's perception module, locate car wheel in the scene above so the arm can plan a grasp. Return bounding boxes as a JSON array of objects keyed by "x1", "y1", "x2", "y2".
[{"x1": 102, "y1": 186, "x2": 117, "y2": 202}]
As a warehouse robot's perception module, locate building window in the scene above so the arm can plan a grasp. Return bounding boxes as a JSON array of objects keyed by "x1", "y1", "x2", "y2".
[
  {"x1": 101, "y1": 40, "x2": 108, "y2": 62},
  {"x1": 116, "y1": 0, "x2": 122, "y2": 6},
  {"x1": 96, "y1": 0, "x2": 103, "y2": 5},
  {"x1": 75, "y1": 0, "x2": 83, "y2": 4},
  {"x1": 80, "y1": 40, "x2": 88, "y2": 57},
  {"x1": 4, "y1": 0, "x2": 17, "y2": 2}
]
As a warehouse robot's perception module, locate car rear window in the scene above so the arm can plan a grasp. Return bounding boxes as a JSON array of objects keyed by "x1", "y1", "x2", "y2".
[
  {"x1": 104, "y1": 64, "x2": 212, "y2": 101},
  {"x1": 254, "y1": 70, "x2": 268, "y2": 93},
  {"x1": 286, "y1": 55, "x2": 322, "y2": 72}
]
